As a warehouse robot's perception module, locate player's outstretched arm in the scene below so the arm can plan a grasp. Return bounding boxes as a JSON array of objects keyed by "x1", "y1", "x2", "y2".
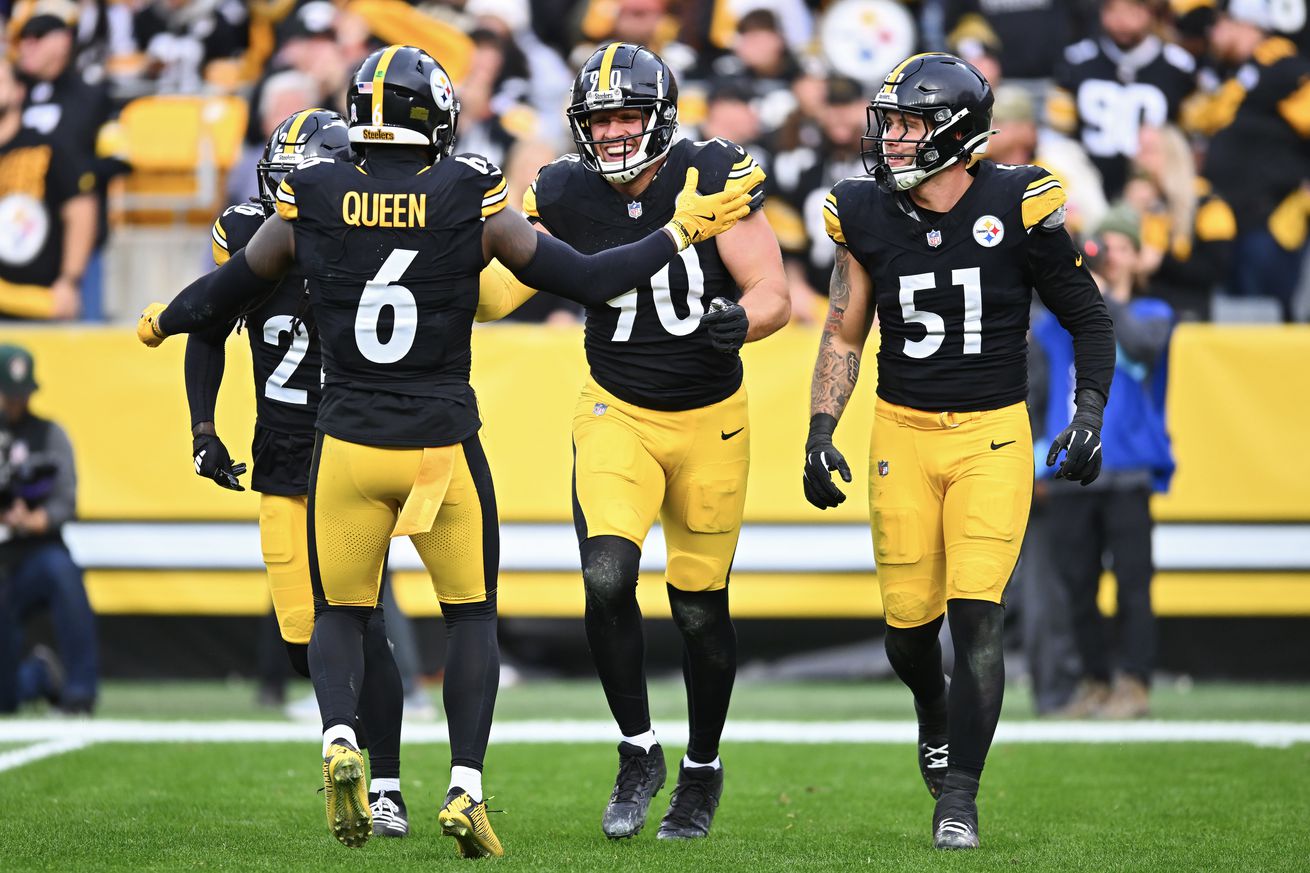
[
  {"x1": 803, "y1": 245, "x2": 874, "y2": 509},
  {"x1": 137, "y1": 216, "x2": 296, "y2": 346},
  {"x1": 707, "y1": 208, "x2": 790, "y2": 352},
  {"x1": 483, "y1": 168, "x2": 753, "y2": 306}
]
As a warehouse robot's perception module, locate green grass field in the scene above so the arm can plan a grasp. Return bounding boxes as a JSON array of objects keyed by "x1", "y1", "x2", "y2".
[{"x1": 3, "y1": 680, "x2": 1309, "y2": 871}]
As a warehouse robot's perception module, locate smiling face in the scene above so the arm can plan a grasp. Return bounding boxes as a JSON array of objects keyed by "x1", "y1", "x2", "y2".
[
  {"x1": 586, "y1": 107, "x2": 648, "y2": 162},
  {"x1": 879, "y1": 108, "x2": 930, "y2": 167}
]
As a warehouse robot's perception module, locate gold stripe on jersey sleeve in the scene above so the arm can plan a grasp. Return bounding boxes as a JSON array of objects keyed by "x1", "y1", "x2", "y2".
[
  {"x1": 281, "y1": 108, "x2": 315, "y2": 154},
  {"x1": 1025, "y1": 175, "x2": 1061, "y2": 195},
  {"x1": 275, "y1": 178, "x2": 298, "y2": 221},
  {"x1": 522, "y1": 181, "x2": 539, "y2": 218},
  {"x1": 597, "y1": 42, "x2": 622, "y2": 89},
  {"x1": 211, "y1": 219, "x2": 230, "y2": 266},
  {"x1": 481, "y1": 177, "x2": 508, "y2": 217},
  {"x1": 1022, "y1": 187, "x2": 1067, "y2": 230},
  {"x1": 1278, "y1": 78, "x2": 1310, "y2": 138},
  {"x1": 372, "y1": 45, "x2": 403, "y2": 126},
  {"x1": 823, "y1": 192, "x2": 845, "y2": 245}
]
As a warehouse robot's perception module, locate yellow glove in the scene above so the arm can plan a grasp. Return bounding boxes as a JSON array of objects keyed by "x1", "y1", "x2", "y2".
[
  {"x1": 664, "y1": 167, "x2": 755, "y2": 252},
  {"x1": 723, "y1": 161, "x2": 767, "y2": 200},
  {"x1": 137, "y1": 302, "x2": 168, "y2": 347}
]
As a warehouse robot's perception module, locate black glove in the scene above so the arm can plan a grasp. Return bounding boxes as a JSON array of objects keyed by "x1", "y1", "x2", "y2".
[
  {"x1": 1045, "y1": 387, "x2": 1105, "y2": 486},
  {"x1": 803, "y1": 413, "x2": 851, "y2": 509},
  {"x1": 700, "y1": 296, "x2": 749, "y2": 353},
  {"x1": 193, "y1": 432, "x2": 247, "y2": 491}
]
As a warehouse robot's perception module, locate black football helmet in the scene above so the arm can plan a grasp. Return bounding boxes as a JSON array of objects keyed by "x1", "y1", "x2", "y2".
[
  {"x1": 347, "y1": 44, "x2": 460, "y2": 158},
  {"x1": 567, "y1": 43, "x2": 678, "y2": 183},
  {"x1": 861, "y1": 53, "x2": 996, "y2": 192},
  {"x1": 256, "y1": 108, "x2": 351, "y2": 215}
]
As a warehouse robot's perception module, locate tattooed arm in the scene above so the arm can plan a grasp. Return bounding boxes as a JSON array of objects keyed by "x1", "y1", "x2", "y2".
[
  {"x1": 809, "y1": 246, "x2": 875, "y2": 421},
  {"x1": 803, "y1": 245, "x2": 874, "y2": 509}
]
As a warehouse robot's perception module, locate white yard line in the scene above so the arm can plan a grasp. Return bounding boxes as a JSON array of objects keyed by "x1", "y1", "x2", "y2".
[
  {"x1": 0, "y1": 739, "x2": 91, "y2": 774},
  {"x1": 2, "y1": 720, "x2": 1308, "y2": 749}
]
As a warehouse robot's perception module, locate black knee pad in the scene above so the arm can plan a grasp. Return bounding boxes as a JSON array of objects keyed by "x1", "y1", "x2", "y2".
[
  {"x1": 667, "y1": 586, "x2": 731, "y2": 638},
  {"x1": 440, "y1": 591, "x2": 498, "y2": 627},
  {"x1": 580, "y1": 536, "x2": 641, "y2": 607},
  {"x1": 314, "y1": 602, "x2": 375, "y2": 630},
  {"x1": 884, "y1": 614, "x2": 944, "y2": 663},
  {"x1": 284, "y1": 641, "x2": 311, "y2": 679}
]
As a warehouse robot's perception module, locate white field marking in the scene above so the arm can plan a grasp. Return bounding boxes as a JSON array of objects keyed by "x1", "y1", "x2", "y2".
[
  {"x1": 1, "y1": 720, "x2": 1308, "y2": 750},
  {"x1": 0, "y1": 739, "x2": 90, "y2": 773}
]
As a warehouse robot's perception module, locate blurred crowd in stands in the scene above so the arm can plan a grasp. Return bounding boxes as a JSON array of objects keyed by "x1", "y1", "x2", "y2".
[{"x1": 0, "y1": 0, "x2": 1308, "y2": 324}]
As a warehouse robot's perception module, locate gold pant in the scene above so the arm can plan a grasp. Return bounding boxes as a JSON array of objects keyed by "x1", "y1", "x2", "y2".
[
  {"x1": 309, "y1": 433, "x2": 497, "y2": 607},
  {"x1": 868, "y1": 400, "x2": 1033, "y2": 628},
  {"x1": 571, "y1": 379, "x2": 750, "y2": 591}
]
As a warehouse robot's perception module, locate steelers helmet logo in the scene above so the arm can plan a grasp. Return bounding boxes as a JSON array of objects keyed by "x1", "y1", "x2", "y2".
[
  {"x1": 431, "y1": 68, "x2": 454, "y2": 111},
  {"x1": 0, "y1": 193, "x2": 49, "y2": 266},
  {"x1": 973, "y1": 215, "x2": 1004, "y2": 247}
]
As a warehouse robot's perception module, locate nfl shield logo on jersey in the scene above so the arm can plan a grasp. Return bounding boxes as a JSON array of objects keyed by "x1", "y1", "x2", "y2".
[
  {"x1": 973, "y1": 215, "x2": 1004, "y2": 247},
  {"x1": 594, "y1": 402, "x2": 608, "y2": 416},
  {"x1": 926, "y1": 229, "x2": 942, "y2": 248},
  {"x1": 627, "y1": 201, "x2": 643, "y2": 219},
  {"x1": 877, "y1": 460, "x2": 890, "y2": 477}
]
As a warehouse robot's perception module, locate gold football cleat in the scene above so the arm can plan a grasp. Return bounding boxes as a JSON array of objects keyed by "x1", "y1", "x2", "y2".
[
  {"x1": 322, "y1": 743, "x2": 372, "y2": 848},
  {"x1": 438, "y1": 789, "x2": 504, "y2": 858}
]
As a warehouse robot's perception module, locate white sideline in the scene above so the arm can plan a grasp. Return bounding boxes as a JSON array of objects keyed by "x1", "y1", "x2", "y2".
[
  {"x1": 2, "y1": 719, "x2": 1308, "y2": 751},
  {"x1": 0, "y1": 739, "x2": 90, "y2": 774}
]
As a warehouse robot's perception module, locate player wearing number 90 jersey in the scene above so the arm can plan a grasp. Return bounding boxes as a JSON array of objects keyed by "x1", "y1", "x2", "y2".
[
  {"x1": 524, "y1": 42, "x2": 789, "y2": 842},
  {"x1": 139, "y1": 44, "x2": 756, "y2": 855},
  {"x1": 803, "y1": 54, "x2": 1113, "y2": 851}
]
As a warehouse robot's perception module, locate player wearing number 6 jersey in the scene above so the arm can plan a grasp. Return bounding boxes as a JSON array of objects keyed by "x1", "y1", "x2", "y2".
[
  {"x1": 135, "y1": 44, "x2": 755, "y2": 857},
  {"x1": 523, "y1": 43, "x2": 789, "y2": 841},
  {"x1": 802, "y1": 53, "x2": 1113, "y2": 850}
]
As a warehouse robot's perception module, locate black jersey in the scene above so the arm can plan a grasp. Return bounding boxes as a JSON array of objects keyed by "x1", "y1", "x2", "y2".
[
  {"x1": 275, "y1": 153, "x2": 508, "y2": 447},
  {"x1": 1202, "y1": 36, "x2": 1310, "y2": 234},
  {"x1": 210, "y1": 202, "x2": 319, "y2": 494},
  {"x1": 825, "y1": 161, "x2": 1114, "y2": 413},
  {"x1": 1050, "y1": 36, "x2": 1196, "y2": 198},
  {"x1": 525, "y1": 137, "x2": 765, "y2": 412}
]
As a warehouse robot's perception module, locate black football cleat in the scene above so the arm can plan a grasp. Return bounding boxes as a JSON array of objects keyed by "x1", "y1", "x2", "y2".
[
  {"x1": 656, "y1": 761, "x2": 723, "y2": 840},
  {"x1": 369, "y1": 789, "x2": 409, "y2": 838},
  {"x1": 932, "y1": 791, "x2": 980, "y2": 850},
  {"x1": 916, "y1": 734, "x2": 949, "y2": 799},
  {"x1": 602, "y1": 742, "x2": 666, "y2": 839}
]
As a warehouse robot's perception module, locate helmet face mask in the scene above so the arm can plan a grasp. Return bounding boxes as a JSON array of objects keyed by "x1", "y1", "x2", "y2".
[
  {"x1": 257, "y1": 108, "x2": 351, "y2": 214},
  {"x1": 860, "y1": 53, "x2": 996, "y2": 193},
  {"x1": 346, "y1": 45, "x2": 461, "y2": 159},
  {"x1": 568, "y1": 43, "x2": 678, "y2": 184}
]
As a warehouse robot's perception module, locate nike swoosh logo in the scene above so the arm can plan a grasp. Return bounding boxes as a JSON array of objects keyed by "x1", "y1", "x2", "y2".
[
  {"x1": 721, "y1": 428, "x2": 744, "y2": 440},
  {"x1": 990, "y1": 440, "x2": 1016, "y2": 450},
  {"x1": 696, "y1": 212, "x2": 716, "y2": 222}
]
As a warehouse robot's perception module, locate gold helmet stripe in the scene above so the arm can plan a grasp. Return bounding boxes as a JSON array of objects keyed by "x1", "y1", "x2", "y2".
[
  {"x1": 881, "y1": 52, "x2": 941, "y2": 94},
  {"x1": 372, "y1": 45, "x2": 404, "y2": 126},
  {"x1": 596, "y1": 42, "x2": 623, "y2": 91},
  {"x1": 281, "y1": 109, "x2": 316, "y2": 155}
]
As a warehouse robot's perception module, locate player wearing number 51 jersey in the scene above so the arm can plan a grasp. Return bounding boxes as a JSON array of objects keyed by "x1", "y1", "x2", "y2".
[
  {"x1": 802, "y1": 54, "x2": 1113, "y2": 851},
  {"x1": 525, "y1": 42, "x2": 789, "y2": 842},
  {"x1": 136, "y1": 44, "x2": 755, "y2": 857}
]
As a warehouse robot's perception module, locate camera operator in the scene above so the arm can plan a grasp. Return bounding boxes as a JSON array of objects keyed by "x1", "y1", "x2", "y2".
[{"x1": 0, "y1": 343, "x2": 96, "y2": 714}]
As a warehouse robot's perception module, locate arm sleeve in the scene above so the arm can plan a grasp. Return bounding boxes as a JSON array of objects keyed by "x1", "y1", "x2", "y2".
[
  {"x1": 157, "y1": 249, "x2": 279, "y2": 336},
  {"x1": 512, "y1": 229, "x2": 679, "y2": 306},
  {"x1": 1026, "y1": 226, "x2": 1115, "y2": 400},
  {"x1": 184, "y1": 321, "x2": 236, "y2": 428},
  {"x1": 43, "y1": 423, "x2": 78, "y2": 530}
]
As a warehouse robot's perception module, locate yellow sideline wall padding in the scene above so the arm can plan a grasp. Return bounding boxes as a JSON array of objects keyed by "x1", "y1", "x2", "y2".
[
  {"x1": 82, "y1": 570, "x2": 1310, "y2": 618},
  {"x1": 0, "y1": 323, "x2": 1306, "y2": 522}
]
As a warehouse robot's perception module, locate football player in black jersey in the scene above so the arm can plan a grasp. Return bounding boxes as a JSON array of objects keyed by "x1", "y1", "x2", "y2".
[
  {"x1": 186, "y1": 108, "x2": 411, "y2": 839},
  {"x1": 136, "y1": 44, "x2": 753, "y2": 856},
  {"x1": 523, "y1": 43, "x2": 788, "y2": 841},
  {"x1": 802, "y1": 54, "x2": 1114, "y2": 850}
]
